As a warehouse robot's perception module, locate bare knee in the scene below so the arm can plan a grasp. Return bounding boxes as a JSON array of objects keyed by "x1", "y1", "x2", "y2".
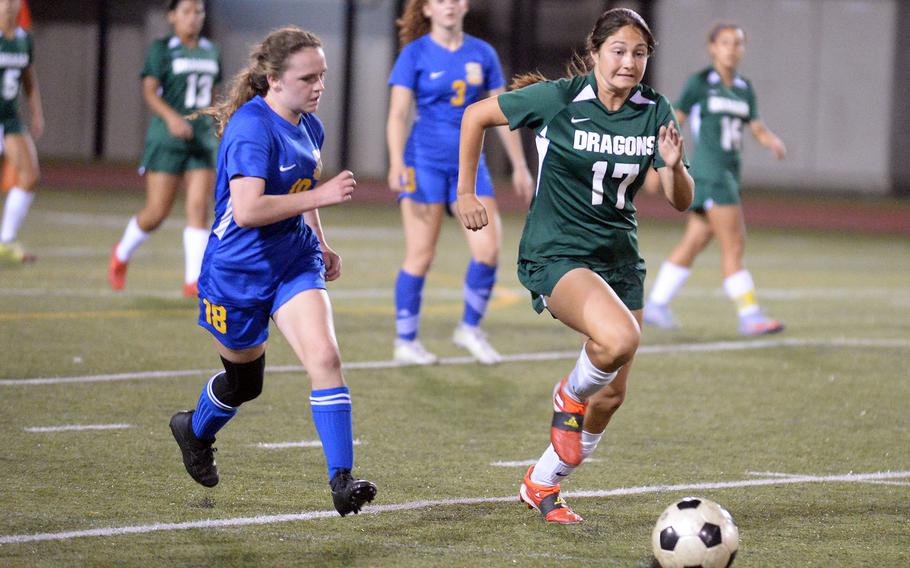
[
  {"x1": 402, "y1": 249, "x2": 435, "y2": 275},
  {"x1": 136, "y1": 210, "x2": 166, "y2": 232},
  {"x1": 308, "y1": 346, "x2": 342, "y2": 376},
  {"x1": 587, "y1": 324, "x2": 640, "y2": 369}
]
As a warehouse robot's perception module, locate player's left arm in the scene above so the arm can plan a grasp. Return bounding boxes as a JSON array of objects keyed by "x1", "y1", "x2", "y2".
[
  {"x1": 302, "y1": 208, "x2": 341, "y2": 281},
  {"x1": 487, "y1": 87, "x2": 533, "y2": 204},
  {"x1": 749, "y1": 119, "x2": 786, "y2": 160},
  {"x1": 21, "y1": 65, "x2": 44, "y2": 139},
  {"x1": 655, "y1": 121, "x2": 694, "y2": 211}
]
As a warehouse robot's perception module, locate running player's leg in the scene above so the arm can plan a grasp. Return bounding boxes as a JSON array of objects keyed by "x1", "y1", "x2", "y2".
[
  {"x1": 0, "y1": 132, "x2": 40, "y2": 262},
  {"x1": 273, "y1": 289, "x2": 376, "y2": 515},
  {"x1": 172, "y1": 297, "x2": 271, "y2": 488},
  {"x1": 644, "y1": 211, "x2": 712, "y2": 328},
  {"x1": 707, "y1": 204, "x2": 783, "y2": 335},
  {"x1": 109, "y1": 171, "x2": 180, "y2": 289},
  {"x1": 181, "y1": 167, "x2": 214, "y2": 296},
  {"x1": 520, "y1": 268, "x2": 639, "y2": 522},
  {"x1": 456, "y1": 195, "x2": 503, "y2": 364},
  {"x1": 545, "y1": 268, "x2": 639, "y2": 461},
  {"x1": 395, "y1": 192, "x2": 445, "y2": 364}
]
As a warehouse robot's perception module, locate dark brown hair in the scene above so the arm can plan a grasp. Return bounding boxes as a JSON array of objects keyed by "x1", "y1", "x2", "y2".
[
  {"x1": 708, "y1": 21, "x2": 746, "y2": 43},
  {"x1": 198, "y1": 27, "x2": 323, "y2": 137},
  {"x1": 511, "y1": 7, "x2": 656, "y2": 89},
  {"x1": 166, "y1": 0, "x2": 202, "y2": 11}
]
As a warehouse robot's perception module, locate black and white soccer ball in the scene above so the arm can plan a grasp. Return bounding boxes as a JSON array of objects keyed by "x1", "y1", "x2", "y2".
[{"x1": 651, "y1": 497, "x2": 739, "y2": 568}]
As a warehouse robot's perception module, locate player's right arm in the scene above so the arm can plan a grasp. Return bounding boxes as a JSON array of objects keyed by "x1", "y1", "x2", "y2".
[
  {"x1": 230, "y1": 171, "x2": 356, "y2": 228},
  {"x1": 142, "y1": 76, "x2": 192, "y2": 139},
  {"x1": 386, "y1": 85, "x2": 413, "y2": 192},
  {"x1": 456, "y1": 96, "x2": 509, "y2": 231}
]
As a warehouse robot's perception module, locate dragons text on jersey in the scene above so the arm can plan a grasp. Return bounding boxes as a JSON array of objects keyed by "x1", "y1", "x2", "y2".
[{"x1": 499, "y1": 73, "x2": 684, "y2": 268}]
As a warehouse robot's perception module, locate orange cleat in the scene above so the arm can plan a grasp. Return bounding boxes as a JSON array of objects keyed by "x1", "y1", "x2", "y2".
[
  {"x1": 550, "y1": 377, "x2": 587, "y2": 466},
  {"x1": 183, "y1": 281, "x2": 199, "y2": 298},
  {"x1": 108, "y1": 245, "x2": 128, "y2": 290},
  {"x1": 519, "y1": 465, "x2": 583, "y2": 524}
]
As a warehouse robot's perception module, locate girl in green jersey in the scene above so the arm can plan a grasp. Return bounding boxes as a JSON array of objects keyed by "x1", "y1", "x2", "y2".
[
  {"x1": 0, "y1": 0, "x2": 44, "y2": 264},
  {"x1": 644, "y1": 23, "x2": 787, "y2": 336},
  {"x1": 457, "y1": 8, "x2": 692, "y2": 523},
  {"x1": 109, "y1": 0, "x2": 220, "y2": 297}
]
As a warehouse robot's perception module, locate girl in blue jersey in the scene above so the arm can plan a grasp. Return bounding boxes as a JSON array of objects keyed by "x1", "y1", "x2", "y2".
[
  {"x1": 168, "y1": 27, "x2": 376, "y2": 517},
  {"x1": 387, "y1": 0, "x2": 534, "y2": 365}
]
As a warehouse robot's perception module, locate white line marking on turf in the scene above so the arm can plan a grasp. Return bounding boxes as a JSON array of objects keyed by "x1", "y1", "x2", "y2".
[
  {"x1": 490, "y1": 459, "x2": 601, "y2": 467},
  {"x1": 255, "y1": 439, "x2": 364, "y2": 449},
  {"x1": 1, "y1": 470, "x2": 907, "y2": 545},
  {"x1": 23, "y1": 423, "x2": 133, "y2": 433},
  {"x1": 748, "y1": 470, "x2": 910, "y2": 487},
  {"x1": 2, "y1": 337, "x2": 907, "y2": 386}
]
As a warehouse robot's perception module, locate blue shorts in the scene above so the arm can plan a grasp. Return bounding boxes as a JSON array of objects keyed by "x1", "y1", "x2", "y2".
[
  {"x1": 399, "y1": 157, "x2": 495, "y2": 204},
  {"x1": 197, "y1": 253, "x2": 326, "y2": 349}
]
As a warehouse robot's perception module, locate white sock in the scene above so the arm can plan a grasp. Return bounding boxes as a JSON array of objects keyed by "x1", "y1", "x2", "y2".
[
  {"x1": 723, "y1": 269, "x2": 760, "y2": 317},
  {"x1": 565, "y1": 344, "x2": 618, "y2": 402},
  {"x1": 0, "y1": 187, "x2": 35, "y2": 243},
  {"x1": 648, "y1": 261, "x2": 691, "y2": 306},
  {"x1": 530, "y1": 431, "x2": 605, "y2": 486},
  {"x1": 183, "y1": 226, "x2": 209, "y2": 284},
  {"x1": 115, "y1": 216, "x2": 150, "y2": 262}
]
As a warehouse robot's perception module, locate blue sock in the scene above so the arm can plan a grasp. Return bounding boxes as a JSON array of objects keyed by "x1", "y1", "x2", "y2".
[
  {"x1": 310, "y1": 386, "x2": 354, "y2": 480},
  {"x1": 462, "y1": 259, "x2": 496, "y2": 326},
  {"x1": 395, "y1": 269, "x2": 425, "y2": 340},
  {"x1": 191, "y1": 372, "x2": 237, "y2": 442}
]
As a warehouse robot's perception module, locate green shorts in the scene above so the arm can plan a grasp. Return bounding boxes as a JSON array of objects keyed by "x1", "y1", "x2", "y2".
[
  {"x1": 691, "y1": 170, "x2": 741, "y2": 211},
  {"x1": 139, "y1": 136, "x2": 217, "y2": 175},
  {"x1": 517, "y1": 257, "x2": 647, "y2": 315},
  {"x1": 0, "y1": 116, "x2": 25, "y2": 137}
]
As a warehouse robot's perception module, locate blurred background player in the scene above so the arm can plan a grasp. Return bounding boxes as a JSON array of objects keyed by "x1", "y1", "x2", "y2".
[
  {"x1": 108, "y1": 0, "x2": 220, "y2": 296},
  {"x1": 456, "y1": 8, "x2": 692, "y2": 523},
  {"x1": 0, "y1": 0, "x2": 43, "y2": 264},
  {"x1": 643, "y1": 22, "x2": 787, "y2": 336},
  {"x1": 168, "y1": 27, "x2": 376, "y2": 516},
  {"x1": 386, "y1": 0, "x2": 533, "y2": 365}
]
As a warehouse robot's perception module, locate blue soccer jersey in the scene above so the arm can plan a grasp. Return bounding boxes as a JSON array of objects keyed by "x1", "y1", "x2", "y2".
[
  {"x1": 198, "y1": 95, "x2": 324, "y2": 307},
  {"x1": 388, "y1": 34, "x2": 504, "y2": 169}
]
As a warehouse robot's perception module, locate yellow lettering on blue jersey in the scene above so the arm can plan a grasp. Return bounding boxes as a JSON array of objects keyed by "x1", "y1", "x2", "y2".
[{"x1": 290, "y1": 178, "x2": 313, "y2": 194}]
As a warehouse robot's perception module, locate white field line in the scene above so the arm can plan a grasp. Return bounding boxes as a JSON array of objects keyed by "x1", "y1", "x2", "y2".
[
  {"x1": 23, "y1": 423, "x2": 132, "y2": 433},
  {"x1": 2, "y1": 337, "x2": 908, "y2": 386},
  {"x1": 255, "y1": 439, "x2": 364, "y2": 449},
  {"x1": 490, "y1": 459, "x2": 601, "y2": 467},
  {"x1": 1, "y1": 469, "x2": 907, "y2": 545}
]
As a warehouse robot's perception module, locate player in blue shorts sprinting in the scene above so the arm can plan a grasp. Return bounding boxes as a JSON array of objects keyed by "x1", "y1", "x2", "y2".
[
  {"x1": 168, "y1": 27, "x2": 376, "y2": 516},
  {"x1": 386, "y1": 0, "x2": 533, "y2": 365}
]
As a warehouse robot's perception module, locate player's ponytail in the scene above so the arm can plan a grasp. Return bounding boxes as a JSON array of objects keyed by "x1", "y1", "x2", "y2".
[
  {"x1": 396, "y1": 0, "x2": 431, "y2": 49},
  {"x1": 198, "y1": 27, "x2": 323, "y2": 137},
  {"x1": 511, "y1": 8, "x2": 656, "y2": 90}
]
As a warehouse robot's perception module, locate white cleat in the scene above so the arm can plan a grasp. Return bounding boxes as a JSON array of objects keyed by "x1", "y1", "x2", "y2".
[
  {"x1": 394, "y1": 338, "x2": 439, "y2": 365},
  {"x1": 642, "y1": 302, "x2": 679, "y2": 330},
  {"x1": 452, "y1": 323, "x2": 502, "y2": 365}
]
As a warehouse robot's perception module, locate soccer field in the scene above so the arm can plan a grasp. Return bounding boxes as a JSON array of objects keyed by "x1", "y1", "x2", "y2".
[{"x1": 1, "y1": 185, "x2": 908, "y2": 567}]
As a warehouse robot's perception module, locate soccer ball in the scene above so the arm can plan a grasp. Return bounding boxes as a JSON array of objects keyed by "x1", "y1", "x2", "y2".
[{"x1": 651, "y1": 497, "x2": 739, "y2": 568}]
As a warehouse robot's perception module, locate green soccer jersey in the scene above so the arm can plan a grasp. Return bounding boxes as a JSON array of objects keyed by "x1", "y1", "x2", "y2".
[
  {"x1": 498, "y1": 73, "x2": 680, "y2": 268},
  {"x1": 677, "y1": 67, "x2": 758, "y2": 181},
  {"x1": 0, "y1": 28, "x2": 32, "y2": 121},
  {"x1": 142, "y1": 35, "x2": 221, "y2": 150}
]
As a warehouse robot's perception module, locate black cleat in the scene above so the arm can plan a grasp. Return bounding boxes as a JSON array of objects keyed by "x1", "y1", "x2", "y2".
[
  {"x1": 330, "y1": 469, "x2": 377, "y2": 516},
  {"x1": 169, "y1": 410, "x2": 219, "y2": 487}
]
